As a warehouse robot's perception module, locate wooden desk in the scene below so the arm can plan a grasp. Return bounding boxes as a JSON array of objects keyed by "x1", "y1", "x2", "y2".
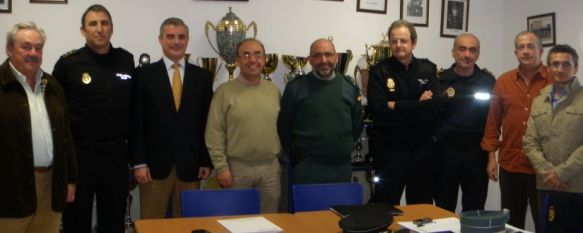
[
  {"x1": 135, "y1": 204, "x2": 455, "y2": 233},
  {"x1": 135, "y1": 213, "x2": 313, "y2": 233}
]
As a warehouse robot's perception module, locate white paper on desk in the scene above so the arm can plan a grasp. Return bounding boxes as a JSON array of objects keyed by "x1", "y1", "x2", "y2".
[
  {"x1": 217, "y1": 216, "x2": 283, "y2": 233},
  {"x1": 398, "y1": 217, "x2": 533, "y2": 233}
]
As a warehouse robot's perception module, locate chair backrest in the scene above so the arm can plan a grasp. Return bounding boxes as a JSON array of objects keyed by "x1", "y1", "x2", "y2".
[
  {"x1": 292, "y1": 182, "x2": 363, "y2": 212},
  {"x1": 181, "y1": 189, "x2": 260, "y2": 217}
]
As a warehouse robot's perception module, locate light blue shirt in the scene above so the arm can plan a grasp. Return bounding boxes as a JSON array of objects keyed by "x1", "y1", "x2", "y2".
[
  {"x1": 9, "y1": 62, "x2": 54, "y2": 167},
  {"x1": 163, "y1": 56, "x2": 185, "y2": 85}
]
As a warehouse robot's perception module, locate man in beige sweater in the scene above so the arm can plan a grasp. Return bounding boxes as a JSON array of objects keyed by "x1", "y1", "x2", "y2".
[{"x1": 205, "y1": 38, "x2": 282, "y2": 213}]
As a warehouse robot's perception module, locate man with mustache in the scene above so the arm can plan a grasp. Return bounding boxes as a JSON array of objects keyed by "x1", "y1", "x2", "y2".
[
  {"x1": 434, "y1": 33, "x2": 495, "y2": 212},
  {"x1": 205, "y1": 39, "x2": 282, "y2": 213},
  {"x1": 278, "y1": 38, "x2": 362, "y2": 184},
  {"x1": 0, "y1": 21, "x2": 77, "y2": 233},
  {"x1": 481, "y1": 31, "x2": 552, "y2": 232},
  {"x1": 130, "y1": 17, "x2": 213, "y2": 219},
  {"x1": 52, "y1": 4, "x2": 134, "y2": 233},
  {"x1": 367, "y1": 20, "x2": 441, "y2": 205}
]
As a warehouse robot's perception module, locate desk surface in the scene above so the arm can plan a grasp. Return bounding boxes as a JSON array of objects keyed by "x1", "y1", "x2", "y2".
[{"x1": 135, "y1": 204, "x2": 456, "y2": 233}]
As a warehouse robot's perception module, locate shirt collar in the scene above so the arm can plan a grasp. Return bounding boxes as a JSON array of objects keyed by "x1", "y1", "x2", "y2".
[
  {"x1": 8, "y1": 60, "x2": 43, "y2": 88},
  {"x1": 515, "y1": 63, "x2": 548, "y2": 81},
  {"x1": 163, "y1": 56, "x2": 185, "y2": 70}
]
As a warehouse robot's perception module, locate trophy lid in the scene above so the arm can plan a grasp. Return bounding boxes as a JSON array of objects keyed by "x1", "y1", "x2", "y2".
[
  {"x1": 216, "y1": 7, "x2": 247, "y2": 32},
  {"x1": 373, "y1": 33, "x2": 390, "y2": 48}
]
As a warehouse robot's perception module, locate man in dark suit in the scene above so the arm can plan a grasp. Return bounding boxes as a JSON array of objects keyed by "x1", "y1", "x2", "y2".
[
  {"x1": 0, "y1": 21, "x2": 77, "y2": 233},
  {"x1": 131, "y1": 17, "x2": 213, "y2": 218}
]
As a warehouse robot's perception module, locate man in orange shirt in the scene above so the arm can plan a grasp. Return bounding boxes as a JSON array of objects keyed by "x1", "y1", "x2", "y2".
[{"x1": 481, "y1": 31, "x2": 552, "y2": 231}]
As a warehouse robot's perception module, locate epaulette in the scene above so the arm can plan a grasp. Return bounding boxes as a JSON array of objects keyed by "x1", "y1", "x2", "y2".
[
  {"x1": 481, "y1": 68, "x2": 495, "y2": 78},
  {"x1": 437, "y1": 68, "x2": 446, "y2": 79},
  {"x1": 419, "y1": 57, "x2": 437, "y2": 66},
  {"x1": 60, "y1": 49, "x2": 78, "y2": 58}
]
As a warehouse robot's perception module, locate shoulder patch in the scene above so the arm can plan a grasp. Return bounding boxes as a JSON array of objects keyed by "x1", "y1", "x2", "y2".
[
  {"x1": 60, "y1": 49, "x2": 78, "y2": 58},
  {"x1": 481, "y1": 68, "x2": 495, "y2": 78},
  {"x1": 437, "y1": 68, "x2": 446, "y2": 79},
  {"x1": 342, "y1": 75, "x2": 358, "y2": 86}
]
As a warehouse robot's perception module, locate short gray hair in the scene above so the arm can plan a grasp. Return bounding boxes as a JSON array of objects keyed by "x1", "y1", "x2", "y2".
[{"x1": 6, "y1": 21, "x2": 47, "y2": 47}]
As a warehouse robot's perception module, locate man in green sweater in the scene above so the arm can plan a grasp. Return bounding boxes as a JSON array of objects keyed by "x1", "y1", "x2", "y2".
[
  {"x1": 205, "y1": 38, "x2": 282, "y2": 213},
  {"x1": 278, "y1": 38, "x2": 363, "y2": 184}
]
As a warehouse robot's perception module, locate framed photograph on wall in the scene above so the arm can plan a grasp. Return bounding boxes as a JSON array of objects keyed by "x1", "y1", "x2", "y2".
[
  {"x1": 0, "y1": 0, "x2": 11, "y2": 13},
  {"x1": 30, "y1": 0, "x2": 67, "y2": 3},
  {"x1": 400, "y1": 0, "x2": 429, "y2": 27},
  {"x1": 527, "y1": 13, "x2": 555, "y2": 47},
  {"x1": 357, "y1": 0, "x2": 387, "y2": 14},
  {"x1": 440, "y1": 0, "x2": 469, "y2": 38}
]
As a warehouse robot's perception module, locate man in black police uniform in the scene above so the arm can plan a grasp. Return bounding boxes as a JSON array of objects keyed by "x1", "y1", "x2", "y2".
[
  {"x1": 434, "y1": 33, "x2": 495, "y2": 212},
  {"x1": 52, "y1": 4, "x2": 134, "y2": 233},
  {"x1": 367, "y1": 20, "x2": 441, "y2": 205}
]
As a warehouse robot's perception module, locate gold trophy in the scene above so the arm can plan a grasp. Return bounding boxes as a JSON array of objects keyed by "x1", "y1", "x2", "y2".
[
  {"x1": 205, "y1": 7, "x2": 257, "y2": 81},
  {"x1": 365, "y1": 33, "x2": 391, "y2": 67},
  {"x1": 262, "y1": 53, "x2": 278, "y2": 81},
  {"x1": 335, "y1": 50, "x2": 354, "y2": 76},
  {"x1": 196, "y1": 57, "x2": 222, "y2": 81},
  {"x1": 281, "y1": 55, "x2": 308, "y2": 83}
]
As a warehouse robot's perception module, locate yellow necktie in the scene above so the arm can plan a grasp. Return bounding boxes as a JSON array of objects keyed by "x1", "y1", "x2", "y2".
[{"x1": 171, "y1": 63, "x2": 182, "y2": 111}]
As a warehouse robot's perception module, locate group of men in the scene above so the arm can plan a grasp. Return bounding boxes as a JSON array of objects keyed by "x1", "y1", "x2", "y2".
[{"x1": 1, "y1": 3, "x2": 582, "y2": 233}]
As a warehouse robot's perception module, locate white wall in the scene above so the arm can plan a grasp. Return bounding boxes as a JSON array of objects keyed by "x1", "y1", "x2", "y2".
[{"x1": 0, "y1": 0, "x2": 505, "y2": 90}]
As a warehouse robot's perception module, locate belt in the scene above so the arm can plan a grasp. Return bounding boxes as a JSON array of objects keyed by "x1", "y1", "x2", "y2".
[{"x1": 34, "y1": 166, "x2": 52, "y2": 173}]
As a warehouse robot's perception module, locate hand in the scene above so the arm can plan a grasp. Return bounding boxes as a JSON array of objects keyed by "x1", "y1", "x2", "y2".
[
  {"x1": 486, "y1": 152, "x2": 499, "y2": 181},
  {"x1": 542, "y1": 170, "x2": 569, "y2": 191},
  {"x1": 198, "y1": 167, "x2": 211, "y2": 179},
  {"x1": 134, "y1": 167, "x2": 153, "y2": 184},
  {"x1": 66, "y1": 184, "x2": 76, "y2": 203},
  {"x1": 387, "y1": 101, "x2": 396, "y2": 109},
  {"x1": 217, "y1": 170, "x2": 234, "y2": 188},
  {"x1": 419, "y1": 90, "x2": 433, "y2": 101}
]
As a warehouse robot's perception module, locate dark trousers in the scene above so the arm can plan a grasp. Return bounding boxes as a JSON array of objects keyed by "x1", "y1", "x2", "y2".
[
  {"x1": 372, "y1": 137, "x2": 433, "y2": 205},
  {"x1": 434, "y1": 144, "x2": 488, "y2": 212},
  {"x1": 62, "y1": 141, "x2": 129, "y2": 233},
  {"x1": 499, "y1": 168, "x2": 539, "y2": 232},
  {"x1": 538, "y1": 190, "x2": 583, "y2": 233}
]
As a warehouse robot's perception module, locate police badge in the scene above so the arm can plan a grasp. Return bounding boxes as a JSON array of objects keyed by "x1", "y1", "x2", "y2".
[
  {"x1": 81, "y1": 72, "x2": 92, "y2": 84},
  {"x1": 387, "y1": 78, "x2": 396, "y2": 92},
  {"x1": 446, "y1": 87, "x2": 456, "y2": 98}
]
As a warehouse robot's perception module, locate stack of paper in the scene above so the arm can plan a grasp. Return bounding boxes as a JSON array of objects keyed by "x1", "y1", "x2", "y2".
[{"x1": 217, "y1": 216, "x2": 283, "y2": 233}]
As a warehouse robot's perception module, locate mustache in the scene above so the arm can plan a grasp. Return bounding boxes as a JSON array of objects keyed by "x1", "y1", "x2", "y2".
[{"x1": 25, "y1": 56, "x2": 40, "y2": 63}]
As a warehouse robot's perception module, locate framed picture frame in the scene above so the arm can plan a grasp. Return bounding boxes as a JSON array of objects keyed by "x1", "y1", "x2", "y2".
[
  {"x1": 0, "y1": 0, "x2": 11, "y2": 13},
  {"x1": 400, "y1": 0, "x2": 429, "y2": 27},
  {"x1": 357, "y1": 0, "x2": 387, "y2": 14},
  {"x1": 527, "y1": 13, "x2": 556, "y2": 47},
  {"x1": 30, "y1": 0, "x2": 67, "y2": 3},
  {"x1": 440, "y1": 0, "x2": 469, "y2": 38}
]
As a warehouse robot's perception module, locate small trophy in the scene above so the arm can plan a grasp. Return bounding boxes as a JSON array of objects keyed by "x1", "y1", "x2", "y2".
[
  {"x1": 205, "y1": 7, "x2": 257, "y2": 81},
  {"x1": 262, "y1": 53, "x2": 278, "y2": 81},
  {"x1": 365, "y1": 33, "x2": 391, "y2": 67},
  {"x1": 196, "y1": 57, "x2": 222, "y2": 81},
  {"x1": 138, "y1": 53, "x2": 150, "y2": 67},
  {"x1": 334, "y1": 50, "x2": 354, "y2": 76},
  {"x1": 281, "y1": 55, "x2": 308, "y2": 83}
]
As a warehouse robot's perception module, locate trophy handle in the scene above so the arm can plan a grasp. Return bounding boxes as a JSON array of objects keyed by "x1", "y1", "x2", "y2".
[
  {"x1": 247, "y1": 21, "x2": 258, "y2": 39},
  {"x1": 204, "y1": 21, "x2": 221, "y2": 55},
  {"x1": 215, "y1": 62, "x2": 223, "y2": 77},
  {"x1": 196, "y1": 57, "x2": 201, "y2": 66}
]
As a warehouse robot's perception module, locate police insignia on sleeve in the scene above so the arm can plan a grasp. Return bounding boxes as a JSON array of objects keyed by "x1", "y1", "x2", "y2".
[{"x1": 548, "y1": 205, "x2": 555, "y2": 222}]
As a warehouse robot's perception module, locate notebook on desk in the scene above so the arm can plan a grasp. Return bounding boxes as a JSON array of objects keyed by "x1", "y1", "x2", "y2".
[{"x1": 330, "y1": 203, "x2": 403, "y2": 217}]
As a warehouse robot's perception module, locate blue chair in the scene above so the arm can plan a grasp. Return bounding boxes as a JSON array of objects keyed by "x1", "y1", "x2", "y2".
[
  {"x1": 292, "y1": 182, "x2": 363, "y2": 212},
  {"x1": 181, "y1": 189, "x2": 260, "y2": 217}
]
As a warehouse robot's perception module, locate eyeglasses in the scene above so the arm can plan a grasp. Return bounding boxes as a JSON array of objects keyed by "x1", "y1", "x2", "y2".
[
  {"x1": 310, "y1": 52, "x2": 336, "y2": 59},
  {"x1": 549, "y1": 61, "x2": 575, "y2": 69},
  {"x1": 239, "y1": 52, "x2": 264, "y2": 60}
]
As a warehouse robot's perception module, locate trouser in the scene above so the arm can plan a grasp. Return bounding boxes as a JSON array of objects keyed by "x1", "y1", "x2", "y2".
[
  {"x1": 230, "y1": 159, "x2": 281, "y2": 213},
  {"x1": 62, "y1": 140, "x2": 129, "y2": 233},
  {"x1": 434, "y1": 143, "x2": 488, "y2": 212},
  {"x1": 499, "y1": 168, "x2": 539, "y2": 232},
  {"x1": 293, "y1": 157, "x2": 352, "y2": 185},
  {"x1": 139, "y1": 166, "x2": 200, "y2": 218},
  {"x1": 0, "y1": 170, "x2": 61, "y2": 233},
  {"x1": 372, "y1": 137, "x2": 433, "y2": 205},
  {"x1": 538, "y1": 189, "x2": 583, "y2": 233}
]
